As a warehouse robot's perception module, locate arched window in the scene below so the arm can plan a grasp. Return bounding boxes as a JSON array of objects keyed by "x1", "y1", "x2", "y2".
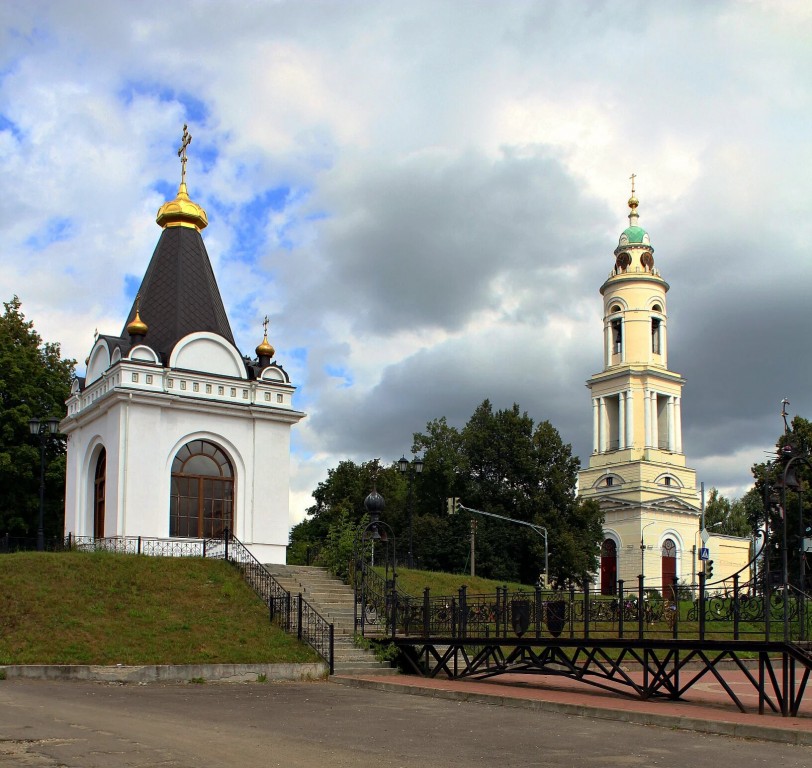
[
  {"x1": 661, "y1": 538, "x2": 677, "y2": 600},
  {"x1": 170, "y1": 440, "x2": 234, "y2": 538},
  {"x1": 94, "y1": 448, "x2": 106, "y2": 538},
  {"x1": 600, "y1": 539, "x2": 618, "y2": 596}
]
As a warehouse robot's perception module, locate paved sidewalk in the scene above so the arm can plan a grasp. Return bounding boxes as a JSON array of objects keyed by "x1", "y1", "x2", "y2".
[{"x1": 332, "y1": 668, "x2": 812, "y2": 746}]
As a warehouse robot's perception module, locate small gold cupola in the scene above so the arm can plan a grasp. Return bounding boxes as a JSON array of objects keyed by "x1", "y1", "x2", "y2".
[
  {"x1": 156, "y1": 124, "x2": 209, "y2": 231},
  {"x1": 256, "y1": 315, "x2": 275, "y2": 368},
  {"x1": 126, "y1": 294, "x2": 148, "y2": 345}
]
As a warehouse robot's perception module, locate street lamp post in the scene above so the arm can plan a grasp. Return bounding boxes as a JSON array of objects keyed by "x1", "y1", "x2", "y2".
[
  {"x1": 640, "y1": 520, "x2": 658, "y2": 580},
  {"x1": 28, "y1": 416, "x2": 60, "y2": 551},
  {"x1": 778, "y1": 450, "x2": 812, "y2": 641},
  {"x1": 398, "y1": 454, "x2": 423, "y2": 569},
  {"x1": 353, "y1": 484, "x2": 397, "y2": 638}
]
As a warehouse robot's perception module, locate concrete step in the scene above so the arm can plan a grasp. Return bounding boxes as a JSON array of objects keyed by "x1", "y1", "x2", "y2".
[{"x1": 262, "y1": 563, "x2": 399, "y2": 676}]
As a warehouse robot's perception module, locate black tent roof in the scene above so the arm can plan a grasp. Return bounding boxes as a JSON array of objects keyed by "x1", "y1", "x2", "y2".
[{"x1": 121, "y1": 226, "x2": 236, "y2": 364}]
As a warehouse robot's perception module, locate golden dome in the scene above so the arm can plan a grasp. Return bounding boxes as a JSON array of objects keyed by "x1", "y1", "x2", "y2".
[
  {"x1": 156, "y1": 183, "x2": 208, "y2": 230},
  {"x1": 127, "y1": 308, "x2": 148, "y2": 337},
  {"x1": 256, "y1": 333, "x2": 275, "y2": 359},
  {"x1": 628, "y1": 194, "x2": 639, "y2": 210}
]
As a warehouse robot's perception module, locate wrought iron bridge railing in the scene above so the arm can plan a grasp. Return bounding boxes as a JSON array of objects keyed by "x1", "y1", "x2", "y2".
[
  {"x1": 13, "y1": 531, "x2": 335, "y2": 673},
  {"x1": 356, "y1": 568, "x2": 812, "y2": 645}
]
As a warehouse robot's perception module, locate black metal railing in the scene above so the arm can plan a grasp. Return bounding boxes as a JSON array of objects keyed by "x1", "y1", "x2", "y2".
[
  {"x1": 212, "y1": 531, "x2": 334, "y2": 671},
  {"x1": 1, "y1": 533, "x2": 70, "y2": 553},
  {"x1": 15, "y1": 530, "x2": 334, "y2": 673},
  {"x1": 352, "y1": 567, "x2": 812, "y2": 646}
]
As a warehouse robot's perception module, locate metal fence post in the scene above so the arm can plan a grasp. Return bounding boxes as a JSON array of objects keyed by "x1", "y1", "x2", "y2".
[
  {"x1": 137, "y1": 535, "x2": 142, "y2": 555},
  {"x1": 618, "y1": 579, "x2": 625, "y2": 638},
  {"x1": 638, "y1": 575, "x2": 645, "y2": 640},
  {"x1": 671, "y1": 576, "x2": 679, "y2": 639},
  {"x1": 459, "y1": 586, "x2": 467, "y2": 640},
  {"x1": 569, "y1": 584, "x2": 575, "y2": 639},
  {"x1": 733, "y1": 573, "x2": 740, "y2": 640},
  {"x1": 535, "y1": 585, "x2": 542, "y2": 639},
  {"x1": 495, "y1": 586, "x2": 501, "y2": 638},
  {"x1": 297, "y1": 593, "x2": 303, "y2": 640},
  {"x1": 329, "y1": 624, "x2": 335, "y2": 675},
  {"x1": 583, "y1": 577, "x2": 590, "y2": 640},
  {"x1": 698, "y1": 572, "x2": 706, "y2": 640},
  {"x1": 423, "y1": 587, "x2": 430, "y2": 638}
]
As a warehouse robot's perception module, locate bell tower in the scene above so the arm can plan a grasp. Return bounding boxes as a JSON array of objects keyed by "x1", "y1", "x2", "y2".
[{"x1": 579, "y1": 179, "x2": 700, "y2": 592}]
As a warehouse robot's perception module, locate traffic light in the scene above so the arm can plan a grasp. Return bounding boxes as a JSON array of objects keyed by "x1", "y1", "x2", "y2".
[
  {"x1": 446, "y1": 497, "x2": 461, "y2": 514},
  {"x1": 705, "y1": 559, "x2": 714, "y2": 580}
]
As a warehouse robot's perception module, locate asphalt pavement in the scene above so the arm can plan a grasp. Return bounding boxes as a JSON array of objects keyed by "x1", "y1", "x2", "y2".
[{"x1": 1, "y1": 678, "x2": 811, "y2": 767}]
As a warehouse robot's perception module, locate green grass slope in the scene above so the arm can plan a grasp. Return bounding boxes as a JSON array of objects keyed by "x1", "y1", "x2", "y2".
[{"x1": 0, "y1": 552, "x2": 319, "y2": 666}]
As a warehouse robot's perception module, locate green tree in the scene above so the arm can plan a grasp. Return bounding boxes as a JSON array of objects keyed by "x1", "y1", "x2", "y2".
[
  {"x1": 750, "y1": 416, "x2": 812, "y2": 589},
  {"x1": 0, "y1": 297, "x2": 75, "y2": 538},
  {"x1": 413, "y1": 400, "x2": 603, "y2": 586},
  {"x1": 703, "y1": 487, "x2": 753, "y2": 538},
  {"x1": 294, "y1": 400, "x2": 603, "y2": 586},
  {"x1": 289, "y1": 459, "x2": 408, "y2": 565}
]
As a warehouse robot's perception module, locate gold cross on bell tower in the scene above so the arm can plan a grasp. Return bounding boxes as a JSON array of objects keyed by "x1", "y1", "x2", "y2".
[
  {"x1": 178, "y1": 124, "x2": 192, "y2": 185},
  {"x1": 629, "y1": 172, "x2": 636, "y2": 196}
]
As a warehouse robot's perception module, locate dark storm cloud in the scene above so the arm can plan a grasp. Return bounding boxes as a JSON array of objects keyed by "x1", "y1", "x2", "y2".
[{"x1": 303, "y1": 149, "x2": 609, "y2": 335}]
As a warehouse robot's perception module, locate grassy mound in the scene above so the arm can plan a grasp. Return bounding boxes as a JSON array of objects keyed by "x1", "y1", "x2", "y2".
[
  {"x1": 0, "y1": 551, "x2": 320, "y2": 666},
  {"x1": 387, "y1": 567, "x2": 534, "y2": 597}
]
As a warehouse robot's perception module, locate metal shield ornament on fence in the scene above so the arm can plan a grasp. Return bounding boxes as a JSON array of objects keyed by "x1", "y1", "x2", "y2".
[
  {"x1": 546, "y1": 599, "x2": 567, "y2": 638},
  {"x1": 511, "y1": 599, "x2": 530, "y2": 637}
]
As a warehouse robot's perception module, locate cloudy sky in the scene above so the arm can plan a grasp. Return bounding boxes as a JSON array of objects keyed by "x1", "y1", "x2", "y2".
[{"x1": 3, "y1": 1, "x2": 811, "y2": 523}]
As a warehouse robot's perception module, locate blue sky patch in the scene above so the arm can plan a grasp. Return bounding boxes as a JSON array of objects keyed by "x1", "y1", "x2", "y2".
[
  {"x1": 118, "y1": 81, "x2": 208, "y2": 124},
  {"x1": 124, "y1": 274, "x2": 141, "y2": 301},
  {"x1": 224, "y1": 185, "x2": 292, "y2": 263},
  {"x1": 0, "y1": 113, "x2": 22, "y2": 141},
  {"x1": 25, "y1": 217, "x2": 73, "y2": 250},
  {"x1": 325, "y1": 365, "x2": 354, "y2": 388}
]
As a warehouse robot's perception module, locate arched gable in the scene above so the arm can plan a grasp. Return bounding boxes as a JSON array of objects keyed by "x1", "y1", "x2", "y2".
[
  {"x1": 86, "y1": 341, "x2": 111, "y2": 384},
  {"x1": 169, "y1": 332, "x2": 246, "y2": 379},
  {"x1": 260, "y1": 365, "x2": 290, "y2": 383},
  {"x1": 128, "y1": 344, "x2": 161, "y2": 364}
]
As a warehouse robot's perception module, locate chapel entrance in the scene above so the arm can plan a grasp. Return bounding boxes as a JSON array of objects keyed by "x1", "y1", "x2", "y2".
[
  {"x1": 600, "y1": 539, "x2": 617, "y2": 595},
  {"x1": 94, "y1": 448, "x2": 106, "y2": 538},
  {"x1": 170, "y1": 440, "x2": 234, "y2": 538}
]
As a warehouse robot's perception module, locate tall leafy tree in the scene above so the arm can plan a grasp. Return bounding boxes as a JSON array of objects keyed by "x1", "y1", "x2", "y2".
[
  {"x1": 750, "y1": 416, "x2": 812, "y2": 588},
  {"x1": 292, "y1": 400, "x2": 603, "y2": 586},
  {"x1": 289, "y1": 459, "x2": 408, "y2": 563},
  {"x1": 413, "y1": 400, "x2": 603, "y2": 586},
  {"x1": 0, "y1": 297, "x2": 75, "y2": 538},
  {"x1": 703, "y1": 487, "x2": 754, "y2": 538}
]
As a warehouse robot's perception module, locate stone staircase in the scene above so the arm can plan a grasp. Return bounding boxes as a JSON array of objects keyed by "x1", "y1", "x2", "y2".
[{"x1": 263, "y1": 564, "x2": 398, "y2": 676}]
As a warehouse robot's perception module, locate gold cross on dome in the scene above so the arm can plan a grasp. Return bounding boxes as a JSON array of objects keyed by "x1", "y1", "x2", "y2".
[
  {"x1": 178, "y1": 124, "x2": 192, "y2": 185},
  {"x1": 263, "y1": 315, "x2": 269, "y2": 337},
  {"x1": 629, "y1": 172, "x2": 636, "y2": 196}
]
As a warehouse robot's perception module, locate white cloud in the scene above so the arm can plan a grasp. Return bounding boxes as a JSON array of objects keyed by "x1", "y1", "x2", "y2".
[{"x1": 2, "y1": 1, "x2": 811, "y2": 526}]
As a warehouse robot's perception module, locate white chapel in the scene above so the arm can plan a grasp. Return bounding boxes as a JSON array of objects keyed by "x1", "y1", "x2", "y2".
[{"x1": 61, "y1": 128, "x2": 304, "y2": 563}]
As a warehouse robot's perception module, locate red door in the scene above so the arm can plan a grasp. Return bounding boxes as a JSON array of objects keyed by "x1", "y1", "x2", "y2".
[
  {"x1": 600, "y1": 539, "x2": 617, "y2": 595},
  {"x1": 661, "y1": 538, "x2": 677, "y2": 600}
]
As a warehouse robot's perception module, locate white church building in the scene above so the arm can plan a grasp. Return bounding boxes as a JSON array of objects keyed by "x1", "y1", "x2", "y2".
[{"x1": 61, "y1": 129, "x2": 304, "y2": 563}]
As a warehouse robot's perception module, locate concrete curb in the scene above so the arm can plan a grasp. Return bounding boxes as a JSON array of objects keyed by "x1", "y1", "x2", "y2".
[
  {"x1": 330, "y1": 677, "x2": 812, "y2": 747},
  {"x1": 0, "y1": 662, "x2": 328, "y2": 684}
]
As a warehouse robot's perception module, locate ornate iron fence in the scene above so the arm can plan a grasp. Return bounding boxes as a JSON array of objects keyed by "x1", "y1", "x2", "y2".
[{"x1": 354, "y1": 569, "x2": 812, "y2": 645}]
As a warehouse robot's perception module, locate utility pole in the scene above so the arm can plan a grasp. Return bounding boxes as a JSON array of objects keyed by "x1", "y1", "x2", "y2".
[{"x1": 470, "y1": 518, "x2": 476, "y2": 577}]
